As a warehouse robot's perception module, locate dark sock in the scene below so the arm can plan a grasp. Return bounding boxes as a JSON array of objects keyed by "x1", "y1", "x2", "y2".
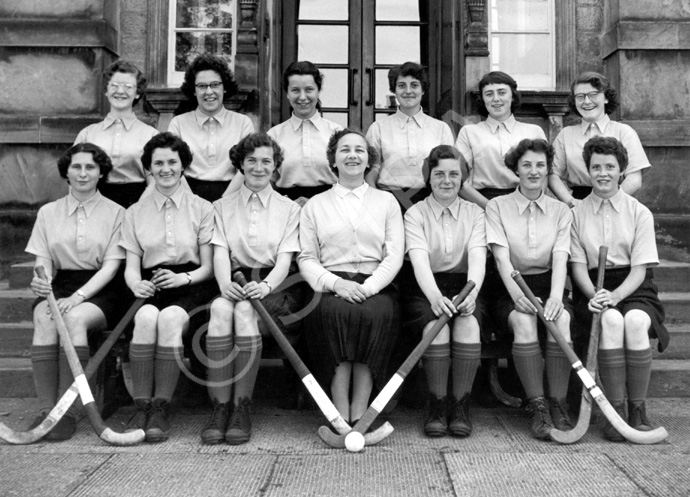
[
  {"x1": 129, "y1": 342, "x2": 156, "y2": 400},
  {"x1": 626, "y1": 348, "x2": 652, "y2": 403},
  {"x1": 598, "y1": 348, "x2": 626, "y2": 403},
  {"x1": 512, "y1": 341, "x2": 544, "y2": 399},
  {"x1": 232, "y1": 335, "x2": 262, "y2": 402},
  {"x1": 422, "y1": 343, "x2": 450, "y2": 398},
  {"x1": 154, "y1": 345, "x2": 184, "y2": 401},
  {"x1": 451, "y1": 342, "x2": 480, "y2": 399},
  {"x1": 206, "y1": 335, "x2": 234, "y2": 404},
  {"x1": 545, "y1": 341, "x2": 571, "y2": 400},
  {"x1": 31, "y1": 344, "x2": 59, "y2": 412},
  {"x1": 59, "y1": 346, "x2": 90, "y2": 417}
]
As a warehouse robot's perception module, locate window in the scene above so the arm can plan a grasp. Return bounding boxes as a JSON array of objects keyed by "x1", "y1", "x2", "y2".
[
  {"x1": 167, "y1": 0, "x2": 237, "y2": 87},
  {"x1": 489, "y1": 0, "x2": 555, "y2": 90}
]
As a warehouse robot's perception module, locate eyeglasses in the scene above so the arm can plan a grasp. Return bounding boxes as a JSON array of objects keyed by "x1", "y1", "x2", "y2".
[
  {"x1": 195, "y1": 82, "x2": 223, "y2": 91},
  {"x1": 574, "y1": 91, "x2": 602, "y2": 103},
  {"x1": 107, "y1": 82, "x2": 136, "y2": 92}
]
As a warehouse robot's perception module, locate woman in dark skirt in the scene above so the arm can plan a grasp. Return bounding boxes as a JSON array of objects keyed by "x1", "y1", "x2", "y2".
[
  {"x1": 570, "y1": 136, "x2": 668, "y2": 441},
  {"x1": 26, "y1": 142, "x2": 127, "y2": 440},
  {"x1": 298, "y1": 129, "x2": 404, "y2": 424},
  {"x1": 404, "y1": 145, "x2": 487, "y2": 437},
  {"x1": 485, "y1": 138, "x2": 574, "y2": 440},
  {"x1": 201, "y1": 133, "x2": 302, "y2": 445},
  {"x1": 120, "y1": 132, "x2": 217, "y2": 443}
]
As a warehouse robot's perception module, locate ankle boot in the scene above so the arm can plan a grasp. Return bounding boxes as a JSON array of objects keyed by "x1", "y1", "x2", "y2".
[
  {"x1": 201, "y1": 399, "x2": 230, "y2": 444},
  {"x1": 145, "y1": 398, "x2": 171, "y2": 443},
  {"x1": 549, "y1": 397, "x2": 573, "y2": 431},
  {"x1": 448, "y1": 394, "x2": 472, "y2": 437},
  {"x1": 526, "y1": 397, "x2": 553, "y2": 440},
  {"x1": 424, "y1": 395, "x2": 447, "y2": 437},
  {"x1": 628, "y1": 400, "x2": 653, "y2": 432},
  {"x1": 602, "y1": 401, "x2": 626, "y2": 442},
  {"x1": 225, "y1": 397, "x2": 252, "y2": 445},
  {"x1": 125, "y1": 399, "x2": 152, "y2": 433}
]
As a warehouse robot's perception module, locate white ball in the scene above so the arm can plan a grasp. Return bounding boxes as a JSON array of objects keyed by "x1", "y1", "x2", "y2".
[{"x1": 345, "y1": 431, "x2": 365, "y2": 452}]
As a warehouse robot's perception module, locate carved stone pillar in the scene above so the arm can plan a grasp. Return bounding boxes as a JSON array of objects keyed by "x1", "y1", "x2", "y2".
[
  {"x1": 235, "y1": 0, "x2": 259, "y2": 89},
  {"x1": 465, "y1": 0, "x2": 489, "y2": 57}
]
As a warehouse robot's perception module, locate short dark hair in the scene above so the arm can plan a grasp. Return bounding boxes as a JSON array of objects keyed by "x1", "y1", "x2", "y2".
[
  {"x1": 141, "y1": 132, "x2": 193, "y2": 171},
  {"x1": 582, "y1": 136, "x2": 629, "y2": 173},
  {"x1": 326, "y1": 129, "x2": 378, "y2": 176},
  {"x1": 103, "y1": 60, "x2": 147, "y2": 106},
  {"x1": 229, "y1": 132, "x2": 284, "y2": 174},
  {"x1": 476, "y1": 71, "x2": 521, "y2": 117},
  {"x1": 424, "y1": 145, "x2": 464, "y2": 189},
  {"x1": 180, "y1": 53, "x2": 239, "y2": 101},
  {"x1": 57, "y1": 142, "x2": 113, "y2": 183},
  {"x1": 504, "y1": 138, "x2": 554, "y2": 174},
  {"x1": 388, "y1": 62, "x2": 429, "y2": 93},
  {"x1": 282, "y1": 61, "x2": 323, "y2": 92},
  {"x1": 568, "y1": 71, "x2": 619, "y2": 116}
]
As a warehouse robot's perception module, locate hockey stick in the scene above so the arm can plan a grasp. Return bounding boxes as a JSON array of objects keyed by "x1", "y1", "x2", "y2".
[
  {"x1": 232, "y1": 272, "x2": 393, "y2": 446},
  {"x1": 319, "y1": 280, "x2": 476, "y2": 450},
  {"x1": 551, "y1": 246, "x2": 607, "y2": 443},
  {"x1": 0, "y1": 297, "x2": 145, "y2": 444},
  {"x1": 35, "y1": 266, "x2": 145, "y2": 445},
  {"x1": 512, "y1": 270, "x2": 668, "y2": 444}
]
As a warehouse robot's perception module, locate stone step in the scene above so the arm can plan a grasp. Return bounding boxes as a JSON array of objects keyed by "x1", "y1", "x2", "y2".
[
  {"x1": 655, "y1": 260, "x2": 690, "y2": 293},
  {"x1": 0, "y1": 322, "x2": 33, "y2": 358},
  {"x1": 653, "y1": 324, "x2": 690, "y2": 360},
  {"x1": 8, "y1": 261, "x2": 33, "y2": 289},
  {"x1": 658, "y1": 292, "x2": 690, "y2": 324},
  {"x1": 0, "y1": 281, "x2": 34, "y2": 323}
]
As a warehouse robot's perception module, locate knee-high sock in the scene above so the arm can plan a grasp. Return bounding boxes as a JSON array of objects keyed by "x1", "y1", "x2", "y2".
[
  {"x1": 423, "y1": 343, "x2": 450, "y2": 398},
  {"x1": 545, "y1": 341, "x2": 571, "y2": 401},
  {"x1": 512, "y1": 342, "x2": 544, "y2": 399},
  {"x1": 598, "y1": 348, "x2": 626, "y2": 403},
  {"x1": 58, "y1": 346, "x2": 89, "y2": 417},
  {"x1": 153, "y1": 345, "x2": 184, "y2": 402},
  {"x1": 451, "y1": 342, "x2": 480, "y2": 399},
  {"x1": 129, "y1": 343, "x2": 155, "y2": 401},
  {"x1": 232, "y1": 335, "x2": 263, "y2": 402},
  {"x1": 626, "y1": 348, "x2": 652, "y2": 403},
  {"x1": 206, "y1": 335, "x2": 234, "y2": 404},
  {"x1": 31, "y1": 344, "x2": 59, "y2": 412}
]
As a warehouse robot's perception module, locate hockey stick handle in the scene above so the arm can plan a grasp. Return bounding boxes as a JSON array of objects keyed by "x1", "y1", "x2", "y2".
[{"x1": 585, "y1": 245, "x2": 608, "y2": 376}]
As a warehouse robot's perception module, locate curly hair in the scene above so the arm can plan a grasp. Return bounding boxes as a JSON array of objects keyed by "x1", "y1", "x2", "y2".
[
  {"x1": 229, "y1": 132, "x2": 284, "y2": 174},
  {"x1": 103, "y1": 60, "x2": 147, "y2": 106},
  {"x1": 504, "y1": 138, "x2": 554, "y2": 175},
  {"x1": 141, "y1": 132, "x2": 194, "y2": 171},
  {"x1": 326, "y1": 129, "x2": 378, "y2": 176},
  {"x1": 424, "y1": 145, "x2": 464, "y2": 190},
  {"x1": 476, "y1": 71, "x2": 521, "y2": 118},
  {"x1": 388, "y1": 61, "x2": 429, "y2": 94},
  {"x1": 180, "y1": 53, "x2": 239, "y2": 101},
  {"x1": 57, "y1": 142, "x2": 113, "y2": 183},
  {"x1": 582, "y1": 136, "x2": 628, "y2": 173},
  {"x1": 568, "y1": 71, "x2": 619, "y2": 116},
  {"x1": 282, "y1": 61, "x2": 323, "y2": 92}
]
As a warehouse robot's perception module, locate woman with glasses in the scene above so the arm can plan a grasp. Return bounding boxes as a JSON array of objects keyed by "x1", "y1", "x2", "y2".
[
  {"x1": 168, "y1": 54, "x2": 254, "y2": 202},
  {"x1": 549, "y1": 72, "x2": 651, "y2": 208},
  {"x1": 74, "y1": 61, "x2": 158, "y2": 208}
]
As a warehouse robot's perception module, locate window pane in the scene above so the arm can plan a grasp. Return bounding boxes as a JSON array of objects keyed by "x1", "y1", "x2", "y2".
[
  {"x1": 376, "y1": 0, "x2": 420, "y2": 21},
  {"x1": 375, "y1": 26, "x2": 420, "y2": 65},
  {"x1": 490, "y1": 0, "x2": 549, "y2": 31},
  {"x1": 298, "y1": 25, "x2": 348, "y2": 64},
  {"x1": 175, "y1": 32, "x2": 233, "y2": 71},
  {"x1": 299, "y1": 0, "x2": 348, "y2": 20},
  {"x1": 176, "y1": 0, "x2": 234, "y2": 29},
  {"x1": 375, "y1": 68, "x2": 397, "y2": 110},
  {"x1": 319, "y1": 68, "x2": 348, "y2": 109},
  {"x1": 322, "y1": 112, "x2": 349, "y2": 129},
  {"x1": 491, "y1": 33, "x2": 552, "y2": 89}
]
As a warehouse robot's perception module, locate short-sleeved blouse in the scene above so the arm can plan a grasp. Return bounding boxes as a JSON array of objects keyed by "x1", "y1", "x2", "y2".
[
  {"x1": 211, "y1": 183, "x2": 300, "y2": 268},
  {"x1": 120, "y1": 185, "x2": 214, "y2": 269},
  {"x1": 486, "y1": 189, "x2": 572, "y2": 275},
  {"x1": 26, "y1": 191, "x2": 125, "y2": 269},
  {"x1": 404, "y1": 195, "x2": 486, "y2": 273}
]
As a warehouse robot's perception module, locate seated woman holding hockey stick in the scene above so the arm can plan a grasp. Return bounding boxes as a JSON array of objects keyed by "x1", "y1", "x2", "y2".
[
  {"x1": 26, "y1": 142, "x2": 127, "y2": 441},
  {"x1": 570, "y1": 136, "x2": 669, "y2": 441},
  {"x1": 298, "y1": 129, "x2": 404, "y2": 425},
  {"x1": 485, "y1": 138, "x2": 574, "y2": 439},
  {"x1": 120, "y1": 132, "x2": 217, "y2": 443},
  {"x1": 404, "y1": 145, "x2": 487, "y2": 437},
  {"x1": 201, "y1": 133, "x2": 303, "y2": 445}
]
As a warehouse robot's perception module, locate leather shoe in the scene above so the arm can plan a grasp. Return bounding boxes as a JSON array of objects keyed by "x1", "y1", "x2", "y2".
[
  {"x1": 527, "y1": 397, "x2": 553, "y2": 440},
  {"x1": 424, "y1": 395, "x2": 447, "y2": 437},
  {"x1": 602, "y1": 401, "x2": 626, "y2": 442},
  {"x1": 45, "y1": 414, "x2": 76, "y2": 441},
  {"x1": 448, "y1": 394, "x2": 472, "y2": 437}
]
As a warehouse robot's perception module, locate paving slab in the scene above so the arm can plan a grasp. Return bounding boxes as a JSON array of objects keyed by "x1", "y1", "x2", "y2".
[{"x1": 610, "y1": 453, "x2": 690, "y2": 497}]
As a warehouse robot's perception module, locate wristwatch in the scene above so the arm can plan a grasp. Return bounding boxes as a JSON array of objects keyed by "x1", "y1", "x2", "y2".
[
  {"x1": 76, "y1": 289, "x2": 86, "y2": 300},
  {"x1": 262, "y1": 280, "x2": 273, "y2": 293},
  {"x1": 185, "y1": 272, "x2": 192, "y2": 285}
]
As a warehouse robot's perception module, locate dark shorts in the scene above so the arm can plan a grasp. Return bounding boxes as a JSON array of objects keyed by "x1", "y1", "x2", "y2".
[
  {"x1": 573, "y1": 267, "x2": 669, "y2": 352},
  {"x1": 570, "y1": 186, "x2": 593, "y2": 200},
  {"x1": 477, "y1": 187, "x2": 514, "y2": 200},
  {"x1": 99, "y1": 182, "x2": 146, "y2": 209},
  {"x1": 142, "y1": 263, "x2": 218, "y2": 314},
  {"x1": 274, "y1": 184, "x2": 332, "y2": 201},
  {"x1": 380, "y1": 187, "x2": 431, "y2": 214},
  {"x1": 185, "y1": 177, "x2": 230, "y2": 203}
]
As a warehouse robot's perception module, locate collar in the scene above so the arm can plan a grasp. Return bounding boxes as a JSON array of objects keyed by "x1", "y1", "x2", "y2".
[
  {"x1": 394, "y1": 109, "x2": 425, "y2": 129},
  {"x1": 66, "y1": 190, "x2": 102, "y2": 217},
  {"x1": 579, "y1": 114, "x2": 610, "y2": 135},
  {"x1": 289, "y1": 112, "x2": 324, "y2": 131},
  {"x1": 485, "y1": 115, "x2": 516, "y2": 134},
  {"x1": 513, "y1": 188, "x2": 547, "y2": 215},
  {"x1": 239, "y1": 182, "x2": 273, "y2": 207},
  {"x1": 333, "y1": 182, "x2": 368, "y2": 199},
  {"x1": 591, "y1": 187, "x2": 624, "y2": 213},
  {"x1": 428, "y1": 194, "x2": 460, "y2": 221},
  {"x1": 152, "y1": 184, "x2": 185, "y2": 211},
  {"x1": 103, "y1": 113, "x2": 137, "y2": 131},
  {"x1": 194, "y1": 106, "x2": 228, "y2": 127}
]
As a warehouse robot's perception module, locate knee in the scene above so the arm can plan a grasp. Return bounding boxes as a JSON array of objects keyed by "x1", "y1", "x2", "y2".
[
  {"x1": 32, "y1": 304, "x2": 58, "y2": 345},
  {"x1": 551, "y1": 312, "x2": 571, "y2": 342},
  {"x1": 510, "y1": 312, "x2": 537, "y2": 342},
  {"x1": 62, "y1": 312, "x2": 90, "y2": 345},
  {"x1": 624, "y1": 310, "x2": 651, "y2": 347},
  {"x1": 600, "y1": 309, "x2": 624, "y2": 347},
  {"x1": 132, "y1": 305, "x2": 159, "y2": 343},
  {"x1": 157, "y1": 306, "x2": 188, "y2": 346},
  {"x1": 425, "y1": 322, "x2": 449, "y2": 345},
  {"x1": 208, "y1": 298, "x2": 234, "y2": 337},
  {"x1": 234, "y1": 300, "x2": 259, "y2": 337},
  {"x1": 452, "y1": 315, "x2": 480, "y2": 343}
]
